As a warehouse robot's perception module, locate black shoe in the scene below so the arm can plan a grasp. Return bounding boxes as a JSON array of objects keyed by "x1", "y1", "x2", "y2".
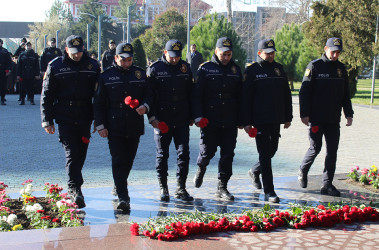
[
  {"x1": 117, "y1": 200, "x2": 130, "y2": 211},
  {"x1": 160, "y1": 187, "x2": 170, "y2": 201},
  {"x1": 320, "y1": 185, "x2": 341, "y2": 197},
  {"x1": 175, "y1": 188, "x2": 194, "y2": 201},
  {"x1": 193, "y1": 166, "x2": 206, "y2": 188},
  {"x1": 298, "y1": 169, "x2": 308, "y2": 188},
  {"x1": 248, "y1": 169, "x2": 262, "y2": 189},
  {"x1": 0, "y1": 101, "x2": 5, "y2": 105},
  {"x1": 215, "y1": 181, "x2": 234, "y2": 201},
  {"x1": 19, "y1": 100, "x2": 25, "y2": 105},
  {"x1": 30, "y1": 100, "x2": 35, "y2": 105},
  {"x1": 264, "y1": 191, "x2": 280, "y2": 203},
  {"x1": 111, "y1": 185, "x2": 117, "y2": 196},
  {"x1": 68, "y1": 187, "x2": 86, "y2": 208}
]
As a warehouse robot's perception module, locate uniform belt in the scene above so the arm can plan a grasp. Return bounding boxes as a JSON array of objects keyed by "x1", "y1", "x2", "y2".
[{"x1": 57, "y1": 100, "x2": 91, "y2": 107}]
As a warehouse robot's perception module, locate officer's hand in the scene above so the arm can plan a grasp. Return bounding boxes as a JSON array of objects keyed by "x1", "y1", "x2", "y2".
[
  {"x1": 189, "y1": 120, "x2": 194, "y2": 126},
  {"x1": 301, "y1": 117, "x2": 309, "y2": 126},
  {"x1": 284, "y1": 122, "x2": 291, "y2": 129},
  {"x1": 346, "y1": 117, "x2": 353, "y2": 126},
  {"x1": 98, "y1": 129, "x2": 108, "y2": 138},
  {"x1": 244, "y1": 125, "x2": 252, "y2": 134},
  {"x1": 136, "y1": 105, "x2": 147, "y2": 115},
  {"x1": 92, "y1": 122, "x2": 97, "y2": 133},
  {"x1": 44, "y1": 125, "x2": 55, "y2": 134},
  {"x1": 151, "y1": 120, "x2": 159, "y2": 129},
  {"x1": 35, "y1": 75, "x2": 41, "y2": 80}
]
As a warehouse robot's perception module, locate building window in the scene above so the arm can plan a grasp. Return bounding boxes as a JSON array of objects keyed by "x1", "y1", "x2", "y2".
[
  {"x1": 110, "y1": 5, "x2": 120, "y2": 17},
  {"x1": 75, "y1": 4, "x2": 82, "y2": 17}
]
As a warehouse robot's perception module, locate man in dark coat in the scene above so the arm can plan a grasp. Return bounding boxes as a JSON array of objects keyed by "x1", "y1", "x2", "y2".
[
  {"x1": 94, "y1": 43, "x2": 152, "y2": 211},
  {"x1": 40, "y1": 37, "x2": 63, "y2": 75},
  {"x1": 17, "y1": 42, "x2": 40, "y2": 105},
  {"x1": 186, "y1": 44, "x2": 203, "y2": 76},
  {"x1": 0, "y1": 39, "x2": 12, "y2": 105},
  {"x1": 298, "y1": 37, "x2": 353, "y2": 197},
  {"x1": 192, "y1": 37, "x2": 242, "y2": 201},
  {"x1": 40, "y1": 35, "x2": 100, "y2": 208},
  {"x1": 101, "y1": 40, "x2": 116, "y2": 71},
  {"x1": 241, "y1": 39, "x2": 293, "y2": 203}
]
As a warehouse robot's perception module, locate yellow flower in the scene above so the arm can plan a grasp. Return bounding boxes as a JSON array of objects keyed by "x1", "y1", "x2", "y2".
[
  {"x1": 12, "y1": 224, "x2": 23, "y2": 231},
  {"x1": 372, "y1": 165, "x2": 377, "y2": 172}
]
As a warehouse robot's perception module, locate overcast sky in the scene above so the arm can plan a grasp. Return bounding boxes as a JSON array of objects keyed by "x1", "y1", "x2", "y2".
[{"x1": 1, "y1": 0, "x2": 54, "y2": 22}]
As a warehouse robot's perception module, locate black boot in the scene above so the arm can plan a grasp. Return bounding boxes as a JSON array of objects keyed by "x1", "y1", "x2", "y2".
[
  {"x1": 175, "y1": 178, "x2": 193, "y2": 201},
  {"x1": 158, "y1": 178, "x2": 170, "y2": 202},
  {"x1": 30, "y1": 99, "x2": 35, "y2": 105},
  {"x1": 68, "y1": 186, "x2": 86, "y2": 208},
  {"x1": 215, "y1": 180, "x2": 234, "y2": 201},
  {"x1": 19, "y1": 98, "x2": 25, "y2": 105},
  {"x1": 0, "y1": 100, "x2": 5, "y2": 106},
  {"x1": 193, "y1": 166, "x2": 206, "y2": 188}
]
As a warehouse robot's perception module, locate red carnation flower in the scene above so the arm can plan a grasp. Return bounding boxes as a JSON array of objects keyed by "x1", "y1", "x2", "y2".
[
  {"x1": 250, "y1": 225, "x2": 258, "y2": 232},
  {"x1": 248, "y1": 127, "x2": 258, "y2": 138},
  {"x1": 311, "y1": 126, "x2": 319, "y2": 133},
  {"x1": 130, "y1": 223, "x2": 139, "y2": 236},
  {"x1": 124, "y1": 96, "x2": 132, "y2": 105},
  {"x1": 317, "y1": 205, "x2": 326, "y2": 210},
  {"x1": 52, "y1": 218, "x2": 60, "y2": 223},
  {"x1": 130, "y1": 99, "x2": 139, "y2": 109},
  {"x1": 198, "y1": 118, "x2": 209, "y2": 128},
  {"x1": 158, "y1": 121, "x2": 169, "y2": 133},
  {"x1": 143, "y1": 230, "x2": 150, "y2": 237},
  {"x1": 81, "y1": 136, "x2": 90, "y2": 144},
  {"x1": 37, "y1": 210, "x2": 45, "y2": 214}
]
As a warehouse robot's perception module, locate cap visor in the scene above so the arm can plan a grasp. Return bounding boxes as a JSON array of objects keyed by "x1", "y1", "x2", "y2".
[
  {"x1": 328, "y1": 46, "x2": 342, "y2": 51},
  {"x1": 217, "y1": 47, "x2": 232, "y2": 52},
  {"x1": 68, "y1": 47, "x2": 83, "y2": 53},
  {"x1": 167, "y1": 51, "x2": 181, "y2": 57},
  {"x1": 119, "y1": 53, "x2": 133, "y2": 58},
  {"x1": 263, "y1": 48, "x2": 276, "y2": 53}
]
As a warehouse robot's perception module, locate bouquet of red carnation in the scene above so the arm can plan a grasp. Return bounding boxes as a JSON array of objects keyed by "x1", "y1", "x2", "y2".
[
  {"x1": 248, "y1": 127, "x2": 258, "y2": 138},
  {"x1": 124, "y1": 96, "x2": 139, "y2": 109},
  {"x1": 158, "y1": 121, "x2": 169, "y2": 133},
  {"x1": 81, "y1": 136, "x2": 90, "y2": 144},
  {"x1": 198, "y1": 118, "x2": 209, "y2": 128}
]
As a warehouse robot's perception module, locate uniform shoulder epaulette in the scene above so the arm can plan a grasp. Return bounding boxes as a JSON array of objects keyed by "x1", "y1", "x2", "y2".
[
  {"x1": 246, "y1": 62, "x2": 256, "y2": 67},
  {"x1": 48, "y1": 56, "x2": 61, "y2": 65},
  {"x1": 149, "y1": 60, "x2": 161, "y2": 67},
  {"x1": 102, "y1": 65, "x2": 114, "y2": 72},
  {"x1": 199, "y1": 61, "x2": 211, "y2": 67}
]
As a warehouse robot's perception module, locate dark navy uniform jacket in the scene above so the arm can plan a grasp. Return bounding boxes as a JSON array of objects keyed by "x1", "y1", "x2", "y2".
[
  {"x1": 40, "y1": 47, "x2": 63, "y2": 72},
  {"x1": 17, "y1": 49, "x2": 40, "y2": 79},
  {"x1": 93, "y1": 62, "x2": 152, "y2": 137},
  {"x1": 147, "y1": 55, "x2": 193, "y2": 128},
  {"x1": 0, "y1": 47, "x2": 11, "y2": 75},
  {"x1": 299, "y1": 54, "x2": 354, "y2": 123},
  {"x1": 40, "y1": 51, "x2": 100, "y2": 127},
  {"x1": 241, "y1": 56, "x2": 293, "y2": 126},
  {"x1": 192, "y1": 54, "x2": 242, "y2": 128},
  {"x1": 101, "y1": 49, "x2": 116, "y2": 71}
]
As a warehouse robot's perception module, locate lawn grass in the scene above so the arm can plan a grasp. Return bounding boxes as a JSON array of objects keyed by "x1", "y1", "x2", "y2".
[{"x1": 291, "y1": 79, "x2": 379, "y2": 105}]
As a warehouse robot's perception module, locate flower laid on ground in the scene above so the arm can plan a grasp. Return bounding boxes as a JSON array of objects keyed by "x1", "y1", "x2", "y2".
[
  {"x1": 130, "y1": 203, "x2": 379, "y2": 241},
  {"x1": 348, "y1": 165, "x2": 379, "y2": 189},
  {"x1": 0, "y1": 180, "x2": 84, "y2": 232}
]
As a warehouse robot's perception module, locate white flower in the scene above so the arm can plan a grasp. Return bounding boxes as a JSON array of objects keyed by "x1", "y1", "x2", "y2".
[
  {"x1": 7, "y1": 214, "x2": 17, "y2": 225},
  {"x1": 0, "y1": 216, "x2": 6, "y2": 222},
  {"x1": 56, "y1": 201, "x2": 63, "y2": 209},
  {"x1": 33, "y1": 203, "x2": 43, "y2": 211},
  {"x1": 25, "y1": 205, "x2": 35, "y2": 212}
]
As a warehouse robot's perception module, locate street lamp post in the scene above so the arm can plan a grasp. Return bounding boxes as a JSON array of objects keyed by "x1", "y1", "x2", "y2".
[
  {"x1": 56, "y1": 30, "x2": 60, "y2": 48},
  {"x1": 44, "y1": 34, "x2": 48, "y2": 49},
  {"x1": 35, "y1": 37, "x2": 38, "y2": 52},
  {"x1": 371, "y1": 15, "x2": 378, "y2": 104},
  {"x1": 98, "y1": 14, "x2": 103, "y2": 60},
  {"x1": 187, "y1": 0, "x2": 191, "y2": 54},
  {"x1": 87, "y1": 23, "x2": 91, "y2": 50},
  {"x1": 127, "y1": 5, "x2": 131, "y2": 43}
]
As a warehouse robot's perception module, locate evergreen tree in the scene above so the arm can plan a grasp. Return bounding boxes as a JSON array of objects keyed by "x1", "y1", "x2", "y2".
[
  {"x1": 189, "y1": 13, "x2": 247, "y2": 69},
  {"x1": 139, "y1": 8, "x2": 187, "y2": 61},
  {"x1": 295, "y1": 37, "x2": 319, "y2": 83},
  {"x1": 132, "y1": 38, "x2": 147, "y2": 68},
  {"x1": 303, "y1": 0, "x2": 379, "y2": 97},
  {"x1": 273, "y1": 23, "x2": 304, "y2": 90}
]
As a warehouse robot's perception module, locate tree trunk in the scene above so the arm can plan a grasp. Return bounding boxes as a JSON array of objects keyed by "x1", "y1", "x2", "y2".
[
  {"x1": 290, "y1": 79, "x2": 294, "y2": 91},
  {"x1": 226, "y1": 0, "x2": 232, "y2": 23}
]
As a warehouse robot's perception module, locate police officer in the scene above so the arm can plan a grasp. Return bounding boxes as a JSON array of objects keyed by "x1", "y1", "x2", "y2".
[
  {"x1": 147, "y1": 40, "x2": 194, "y2": 202},
  {"x1": 0, "y1": 39, "x2": 12, "y2": 105},
  {"x1": 192, "y1": 37, "x2": 242, "y2": 201},
  {"x1": 241, "y1": 39, "x2": 293, "y2": 203},
  {"x1": 40, "y1": 37, "x2": 62, "y2": 75},
  {"x1": 40, "y1": 35, "x2": 100, "y2": 208},
  {"x1": 298, "y1": 37, "x2": 353, "y2": 197},
  {"x1": 101, "y1": 40, "x2": 116, "y2": 71},
  {"x1": 94, "y1": 43, "x2": 152, "y2": 211},
  {"x1": 14, "y1": 37, "x2": 27, "y2": 58},
  {"x1": 17, "y1": 41, "x2": 40, "y2": 105}
]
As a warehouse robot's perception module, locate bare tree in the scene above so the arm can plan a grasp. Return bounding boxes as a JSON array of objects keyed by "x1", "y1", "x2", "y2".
[{"x1": 274, "y1": 0, "x2": 314, "y2": 23}]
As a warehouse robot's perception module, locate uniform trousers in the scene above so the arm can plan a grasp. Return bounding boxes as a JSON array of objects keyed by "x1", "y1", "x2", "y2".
[
  {"x1": 197, "y1": 126, "x2": 237, "y2": 181},
  {"x1": 300, "y1": 123, "x2": 340, "y2": 186},
  {"x1": 19, "y1": 78, "x2": 35, "y2": 101},
  {"x1": 252, "y1": 124, "x2": 280, "y2": 194},
  {"x1": 154, "y1": 125, "x2": 190, "y2": 180},
  {"x1": 108, "y1": 136, "x2": 140, "y2": 201},
  {"x1": 0, "y1": 73, "x2": 6, "y2": 101},
  {"x1": 58, "y1": 122, "x2": 91, "y2": 188}
]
